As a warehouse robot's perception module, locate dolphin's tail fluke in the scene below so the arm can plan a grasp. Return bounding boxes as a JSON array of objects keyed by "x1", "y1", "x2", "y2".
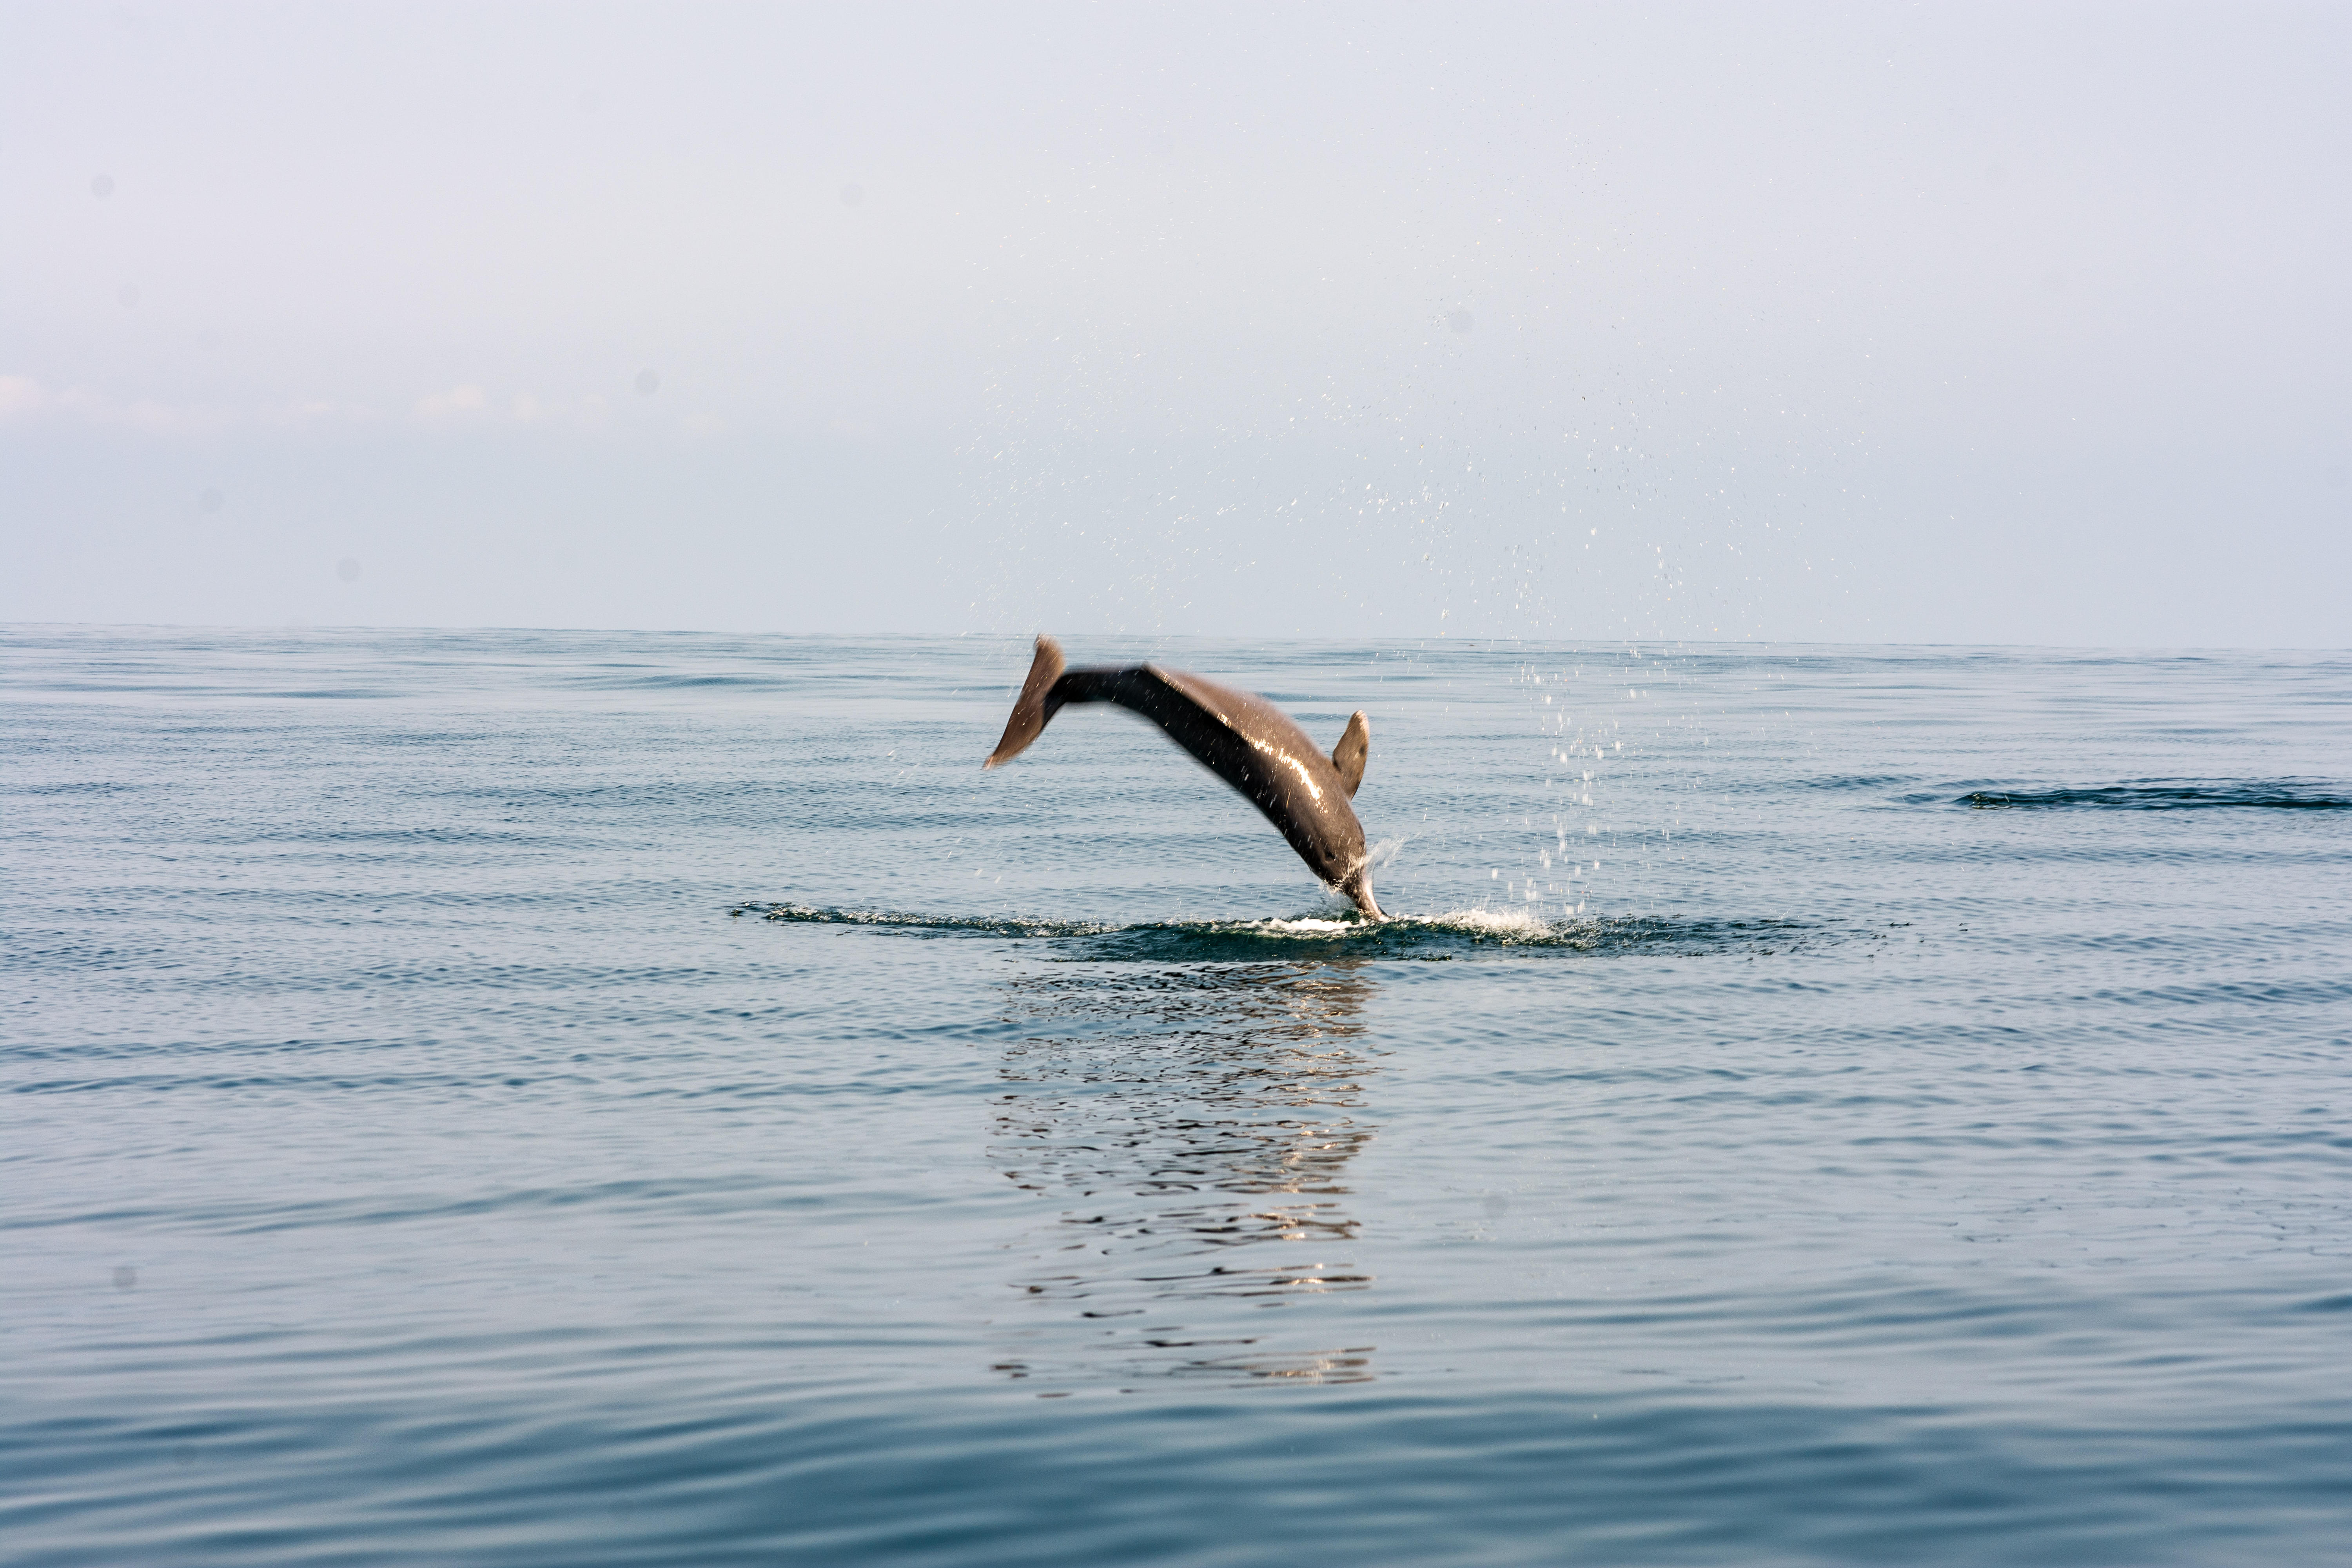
[{"x1": 983, "y1": 635, "x2": 1067, "y2": 768}]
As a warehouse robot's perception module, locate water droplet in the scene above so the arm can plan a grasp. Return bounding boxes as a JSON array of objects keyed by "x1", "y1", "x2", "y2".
[
  {"x1": 91, "y1": 174, "x2": 116, "y2": 199},
  {"x1": 112, "y1": 1265, "x2": 137, "y2": 1289},
  {"x1": 198, "y1": 488, "x2": 223, "y2": 514},
  {"x1": 634, "y1": 369, "x2": 660, "y2": 396},
  {"x1": 1446, "y1": 308, "x2": 1473, "y2": 334},
  {"x1": 336, "y1": 557, "x2": 363, "y2": 583},
  {"x1": 839, "y1": 183, "x2": 866, "y2": 209}
]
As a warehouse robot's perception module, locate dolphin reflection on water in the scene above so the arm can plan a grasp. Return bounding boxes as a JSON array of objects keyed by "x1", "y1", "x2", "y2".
[
  {"x1": 985, "y1": 635, "x2": 1384, "y2": 918},
  {"x1": 989, "y1": 959, "x2": 1380, "y2": 1387}
]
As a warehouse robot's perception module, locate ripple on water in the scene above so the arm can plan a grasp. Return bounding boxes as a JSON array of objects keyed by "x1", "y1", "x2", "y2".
[
  {"x1": 6, "y1": 629, "x2": 2350, "y2": 1566},
  {"x1": 730, "y1": 901, "x2": 1834, "y2": 961}
]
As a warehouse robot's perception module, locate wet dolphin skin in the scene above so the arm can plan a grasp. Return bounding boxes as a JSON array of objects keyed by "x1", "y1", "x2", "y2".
[{"x1": 984, "y1": 636, "x2": 1382, "y2": 918}]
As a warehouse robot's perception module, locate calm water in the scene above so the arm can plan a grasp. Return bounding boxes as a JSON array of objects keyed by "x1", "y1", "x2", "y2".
[{"x1": 5, "y1": 627, "x2": 2350, "y2": 1565}]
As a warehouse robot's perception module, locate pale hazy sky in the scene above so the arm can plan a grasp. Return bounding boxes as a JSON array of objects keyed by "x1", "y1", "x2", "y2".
[{"x1": 5, "y1": 2, "x2": 2346, "y2": 643}]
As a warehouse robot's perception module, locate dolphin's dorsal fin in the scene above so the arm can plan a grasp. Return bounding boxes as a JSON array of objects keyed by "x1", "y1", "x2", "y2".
[{"x1": 1331, "y1": 710, "x2": 1369, "y2": 797}]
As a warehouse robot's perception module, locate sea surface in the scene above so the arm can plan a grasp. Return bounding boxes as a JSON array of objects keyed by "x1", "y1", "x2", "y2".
[{"x1": 5, "y1": 626, "x2": 2350, "y2": 1566}]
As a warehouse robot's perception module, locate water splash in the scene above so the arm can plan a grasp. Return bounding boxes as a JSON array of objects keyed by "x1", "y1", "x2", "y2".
[{"x1": 729, "y1": 901, "x2": 1820, "y2": 960}]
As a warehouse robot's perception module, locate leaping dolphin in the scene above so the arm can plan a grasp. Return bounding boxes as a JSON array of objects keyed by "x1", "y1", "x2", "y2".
[{"x1": 984, "y1": 635, "x2": 1384, "y2": 918}]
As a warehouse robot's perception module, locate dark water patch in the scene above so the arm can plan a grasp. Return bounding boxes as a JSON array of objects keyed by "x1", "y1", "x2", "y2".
[
  {"x1": 559, "y1": 671, "x2": 797, "y2": 692},
  {"x1": 10, "y1": 780, "x2": 152, "y2": 798},
  {"x1": 0, "y1": 1174, "x2": 822, "y2": 1236},
  {"x1": 268, "y1": 687, "x2": 407, "y2": 701},
  {"x1": 223, "y1": 826, "x2": 561, "y2": 848},
  {"x1": 1958, "y1": 781, "x2": 2352, "y2": 811},
  {"x1": 2082, "y1": 974, "x2": 2352, "y2": 1012},
  {"x1": 6, "y1": 1391, "x2": 2350, "y2": 1567},
  {"x1": 1070, "y1": 913, "x2": 1826, "y2": 963},
  {"x1": 4, "y1": 1067, "x2": 603, "y2": 1100},
  {"x1": 1789, "y1": 774, "x2": 1916, "y2": 793}
]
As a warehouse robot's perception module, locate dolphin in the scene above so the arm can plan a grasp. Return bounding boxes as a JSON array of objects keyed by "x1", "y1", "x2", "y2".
[{"x1": 984, "y1": 635, "x2": 1383, "y2": 918}]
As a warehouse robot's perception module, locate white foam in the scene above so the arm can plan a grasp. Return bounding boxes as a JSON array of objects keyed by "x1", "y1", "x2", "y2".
[{"x1": 1419, "y1": 907, "x2": 1554, "y2": 935}]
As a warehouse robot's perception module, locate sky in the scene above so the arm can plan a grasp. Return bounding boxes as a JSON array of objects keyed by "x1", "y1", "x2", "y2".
[{"x1": 4, "y1": 1, "x2": 2347, "y2": 644}]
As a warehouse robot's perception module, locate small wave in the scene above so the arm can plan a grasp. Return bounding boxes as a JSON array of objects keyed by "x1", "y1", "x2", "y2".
[
  {"x1": 729, "y1": 902, "x2": 1108, "y2": 938},
  {"x1": 564, "y1": 671, "x2": 792, "y2": 691},
  {"x1": 1958, "y1": 781, "x2": 2352, "y2": 811},
  {"x1": 730, "y1": 902, "x2": 1816, "y2": 960},
  {"x1": 1790, "y1": 774, "x2": 1913, "y2": 793}
]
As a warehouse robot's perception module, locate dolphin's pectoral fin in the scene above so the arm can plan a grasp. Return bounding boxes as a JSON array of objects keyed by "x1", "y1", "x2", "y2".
[
  {"x1": 1331, "y1": 710, "x2": 1370, "y2": 797},
  {"x1": 984, "y1": 635, "x2": 1067, "y2": 768}
]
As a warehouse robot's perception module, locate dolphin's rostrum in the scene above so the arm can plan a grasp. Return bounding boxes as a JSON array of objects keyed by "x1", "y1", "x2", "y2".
[{"x1": 984, "y1": 636, "x2": 1383, "y2": 918}]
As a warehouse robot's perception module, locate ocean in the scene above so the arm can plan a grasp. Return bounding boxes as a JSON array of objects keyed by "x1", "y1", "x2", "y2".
[{"x1": 5, "y1": 626, "x2": 2349, "y2": 1564}]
